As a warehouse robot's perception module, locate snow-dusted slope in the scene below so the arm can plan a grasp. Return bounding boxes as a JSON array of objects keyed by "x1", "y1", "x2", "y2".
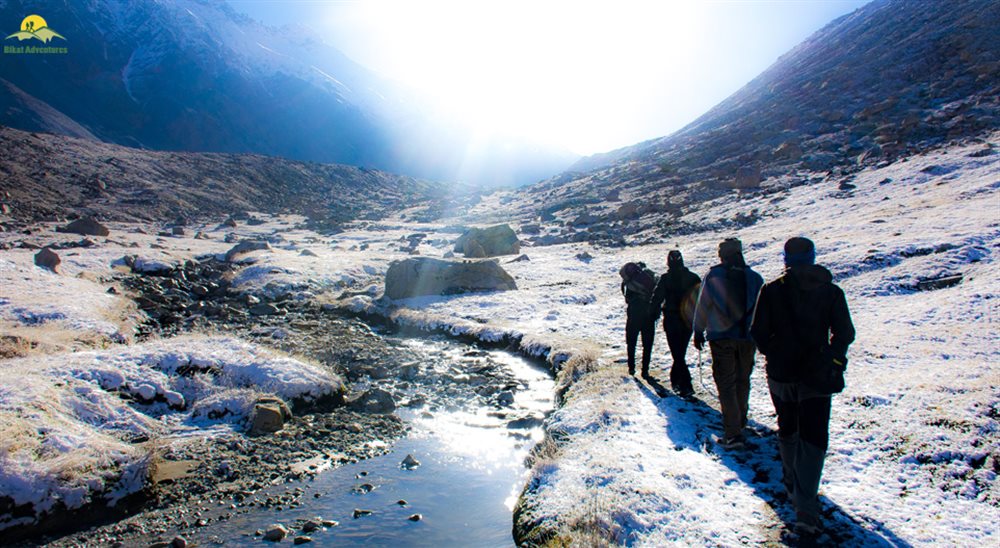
[{"x1": 315, "y1": 134, "x2": 998, "y2": 544}]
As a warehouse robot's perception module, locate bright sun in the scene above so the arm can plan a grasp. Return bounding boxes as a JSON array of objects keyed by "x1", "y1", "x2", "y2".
[
  {"x1": 20, "y1": 15, "x2": 47, "y2": 32},
  {"x1": 343, "y1": 1, "x2": 701, "y2": 154}
]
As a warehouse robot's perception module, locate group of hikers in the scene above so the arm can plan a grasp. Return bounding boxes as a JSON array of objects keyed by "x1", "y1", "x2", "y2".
[{"x1": 620, "y1": 236, "x2": 855, "y2": 535}]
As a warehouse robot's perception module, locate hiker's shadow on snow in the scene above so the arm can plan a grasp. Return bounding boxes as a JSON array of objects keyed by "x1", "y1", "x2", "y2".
[{"x1": 635, "y1": 377, "x2": 910, "y2": 548}]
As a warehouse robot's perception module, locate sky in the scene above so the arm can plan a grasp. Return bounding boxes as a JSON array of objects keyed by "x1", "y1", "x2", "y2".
[{"x1": 229, "y1": 0, "x2": 872, "y2": 156}]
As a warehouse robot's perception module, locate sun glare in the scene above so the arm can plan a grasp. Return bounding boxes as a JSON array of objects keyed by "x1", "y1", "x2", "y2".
[{"x1": 344, "y1": 1, "x2": 702, "y2": 154}]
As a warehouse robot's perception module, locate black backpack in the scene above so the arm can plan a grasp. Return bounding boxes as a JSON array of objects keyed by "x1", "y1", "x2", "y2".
[{"x1": 620, "y1": 262, "x2": 656, "y2": 296}]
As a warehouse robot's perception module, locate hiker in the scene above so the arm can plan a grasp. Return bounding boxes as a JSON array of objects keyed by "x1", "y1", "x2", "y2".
[
  {"x1": 649, "y1": 250, "x2": 701, "y2": 397},
  {"x1": 620, "y1": 261, "x2": 659, "y2": 377},
  {"x1": 750, "y1": 237, "x2": 855, "y2": 535},
  {"x1": 692, "y1": 237, "x2": 764, "y2": 449}
]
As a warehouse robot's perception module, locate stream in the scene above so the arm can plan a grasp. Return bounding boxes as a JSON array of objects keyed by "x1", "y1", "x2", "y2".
[{"x1": 176, "y1": 335, "x2": 554, "y2": 547}]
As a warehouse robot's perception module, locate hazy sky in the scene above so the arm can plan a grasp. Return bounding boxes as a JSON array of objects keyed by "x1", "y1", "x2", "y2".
[{"x1": 229, "y1": 0, "x2": 871, "y2": 156}]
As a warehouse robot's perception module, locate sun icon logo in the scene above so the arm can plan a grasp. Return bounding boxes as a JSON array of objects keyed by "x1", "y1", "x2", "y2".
[{"x1": 6, "y1": 14, "x2": 65, "y2": 43}]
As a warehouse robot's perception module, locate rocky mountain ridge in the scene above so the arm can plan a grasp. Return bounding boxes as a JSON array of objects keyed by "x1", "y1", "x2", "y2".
[
  {"x1": 0, "y1": 125, "x2": 471, "y2": 228},
  {"x1": 0, "y1": 0, "x2": 576, "y2": 187},
  {"x1": 496, "y1": 0, "x2": 999, "y2": 236}
]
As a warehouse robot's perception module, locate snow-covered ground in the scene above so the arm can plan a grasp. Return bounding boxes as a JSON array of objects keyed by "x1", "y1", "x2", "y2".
[
  {"x1": 0, "y1": 336, "x2": 344, "y2": 531},
  {"x1": 325, "y1": 136, "x2": 997, "y2": 544},
  {"x1": 1, "y1": 134, "x2": 996, "y2": 542}
]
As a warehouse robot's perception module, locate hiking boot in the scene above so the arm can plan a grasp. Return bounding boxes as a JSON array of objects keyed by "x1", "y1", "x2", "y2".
[
  {"x1": 793, "y1": 512, "x2": 822, "y2": 536},
  {"x1": 719, "y1": 435, "x2": 745, "y2": 449},
  {"x1": 675, "y1": 386, "x2": 695, "y2": 399}
]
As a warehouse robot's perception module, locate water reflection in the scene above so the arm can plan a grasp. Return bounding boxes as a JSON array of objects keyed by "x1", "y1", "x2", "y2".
[{"x1": 190, "y1": 343, "x2": 554, "y2": 546}]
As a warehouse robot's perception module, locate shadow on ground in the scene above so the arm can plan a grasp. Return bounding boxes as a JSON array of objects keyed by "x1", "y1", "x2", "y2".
[{"x1": 634, "y1": 372, "x2": 910, "y2": 547}]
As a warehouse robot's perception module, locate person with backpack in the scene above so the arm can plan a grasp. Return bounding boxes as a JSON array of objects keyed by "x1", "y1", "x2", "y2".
[
  {"x1": 620, "y1": 261, "x2": 659, "y2": 377},
  {"x1": 750, "y1": 237, "x2": 855, "y2": 536},
  {"x1": 649, "y1": 250, "x2": 701, "y2": 397},
  {"x1": 692, "y1": 237, "x2": 764, "y2": 449}
]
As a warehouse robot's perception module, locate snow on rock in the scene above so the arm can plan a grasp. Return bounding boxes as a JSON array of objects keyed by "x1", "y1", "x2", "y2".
[{"x1": 0, "y1": 336, "x2": 344, "y2": 532}]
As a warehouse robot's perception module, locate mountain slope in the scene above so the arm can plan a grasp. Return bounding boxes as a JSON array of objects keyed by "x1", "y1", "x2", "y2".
[
  {"x1": 0, "y1": 0, "x2": 576, "y2": 186},
  {"x1": 0, "y1": 125, "x2": 470, "y2": 226},
  {"x1": 501, "y1": 0, "x2": 999, "y2": 232}
]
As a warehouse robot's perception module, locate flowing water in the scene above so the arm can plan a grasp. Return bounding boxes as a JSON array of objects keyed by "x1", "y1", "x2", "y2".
[{"x1": 188, "y1": 336, "x2": 554, "y2": 546}]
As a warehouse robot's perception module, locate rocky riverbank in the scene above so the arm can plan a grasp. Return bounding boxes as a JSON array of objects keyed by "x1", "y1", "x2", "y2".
[{"x1": 8, "y1": 247, "x2": 550, "y2": 546}]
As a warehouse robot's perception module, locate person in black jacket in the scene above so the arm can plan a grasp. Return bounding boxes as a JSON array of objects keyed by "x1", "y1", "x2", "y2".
[
  {"x1": 750, "y1": 237, "x2": 855, "y2": 536},
  {"x1": 650, "y1": 250, "x2": 701, "y2": 397},
  {"x1": 621, "y1": 262, "x2": 659, "y2": 377}
]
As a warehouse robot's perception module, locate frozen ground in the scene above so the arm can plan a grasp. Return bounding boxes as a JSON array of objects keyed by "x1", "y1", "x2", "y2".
[
  {"x1": 327, "y1": 136, "x2": 998, "y2": 544},
  {"x1": 0, "y1": 336, "x2": 343, "y2": 531},
  {"x1": 1, "y1": 134, "x2": 996, "y2": 543}
]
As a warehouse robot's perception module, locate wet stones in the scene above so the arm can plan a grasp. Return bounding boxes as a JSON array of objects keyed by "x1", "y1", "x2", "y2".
[
  {"x1": 400, "y1": 454, "x2": 420, "y2": 470},
  {"x1": 263, "y1": 524, "x2": 288, "y2": 542}
]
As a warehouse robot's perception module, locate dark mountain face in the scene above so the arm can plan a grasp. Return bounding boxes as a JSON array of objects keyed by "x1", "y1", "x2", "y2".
[
  {"x1": 0, "y1": 125, "x2": 477, "y2": 227},
  {"x1": 0, "y1": 0, "x2": 576, "y2": 186},
  {"x1": 507, "y1": 0, "x2": 999, "y2": 232}
]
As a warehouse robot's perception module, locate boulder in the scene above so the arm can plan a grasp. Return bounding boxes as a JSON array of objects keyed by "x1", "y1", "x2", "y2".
[
  {"x1": 57, "y1": 216, "x2": 110, "y2": 237},
  {"x1": 384, "y1": 257, "x2": 517, "y2": 300},
  {"x1": 733, "y1": 165, "x2": 762, "y2": 189},
  {"x1": 453, "y1": 224, "x2": 520, "y2": 257},
  {"x1": 463, "y1": 238, "x2": 487, "y2": 258},
  {"x1": 34, "y1": 247, "x2": 60, "y2": 273},
  {"x1": 225, "y1": 240, "x2": 271, "y2": 262}
]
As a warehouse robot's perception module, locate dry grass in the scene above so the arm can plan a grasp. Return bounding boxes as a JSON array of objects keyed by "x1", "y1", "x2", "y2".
[{"x1": 0, "y1": 320, "x2": 116, "y2": 357}]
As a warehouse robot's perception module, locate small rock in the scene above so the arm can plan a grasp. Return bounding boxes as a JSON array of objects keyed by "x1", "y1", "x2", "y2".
[
  {"x1": 507, "y1": 254, "x2": 530, "y2": 263},
  {"x1": 250, "y1": 403, "x2": 285, "y2": 435},
  {"x1": 396, "y1": 499, "x2": 408, "y2": 506},
  {"x1": 222, "y1": 217, "x2": 238, "y2": 228},
  {"x1": 400, "y1": 454, "x2": 420, "y2": 470},
  {"x1": 408, "y1": 514, "x2": 423, "y2": 521},
  {"x1": 263, "y1": 524, "x2": 288, "y2": 542},
  {"x1": 320, "y1": 519, "x2": 338, "y2": 527},
  {"x1": 250, "y1": 303, "x2": 281, "y2": 316},
  {"x1": 300, "y1": 249, "x2": 318, "y2": 257},
  {"x1": 497, "y1": 390, "x2": 515, "y2": 407},
  {"x1": 135, "y1": 384, "x2": 157, "y2": 402},
  {"x1": 301, "y1": 519, "x2": 322, "y2": 533},
  {"x1": 575, "y1": 252, "x2": 593, "y2": 262},
  {"x1": 172, "y1": 226, "x2": 185, "y2": 236},
  {"x1": 293, "y1": 537, "x2": 313, "y2": 545},
  {"x1": 34, "y1": 247, "x2": 61, "y2": 273},
  {"x1": 353, "y1": 509, "x2": 373, "y2": 519},
  {"x1": 352, "y1": 483, "x2": 376, "y2": 494}
]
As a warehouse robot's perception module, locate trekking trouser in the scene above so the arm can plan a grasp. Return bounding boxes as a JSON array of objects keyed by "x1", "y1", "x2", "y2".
[
  {"x1": 708, "y1": 339, "x2": 756, "y2": 439},
  {"x1": 663, "y1": 319, "x2": 693, "y2": 391},
  {"x1": 626, "y1": 316, "x2": 656, "y2": 374},
  {"x1": 767, "y1": 378, "x2": 832, "y2": 521}
]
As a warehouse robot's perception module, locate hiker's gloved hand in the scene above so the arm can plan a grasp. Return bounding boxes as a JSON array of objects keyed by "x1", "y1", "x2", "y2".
[{"x1": 693, "y1": 332, "x2": 705, "y2": 351}]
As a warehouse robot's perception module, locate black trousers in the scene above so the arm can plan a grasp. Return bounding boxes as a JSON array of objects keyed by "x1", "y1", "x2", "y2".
[
  {"x1": 625, "y1": 316, "x2": 656, "y2": 374},
  {"x1": 663, "y1": 319, "x2": 693, "y2": 391},
  {"x1": 768, "y1": 379, "x2": 832, "y2": 520}
]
